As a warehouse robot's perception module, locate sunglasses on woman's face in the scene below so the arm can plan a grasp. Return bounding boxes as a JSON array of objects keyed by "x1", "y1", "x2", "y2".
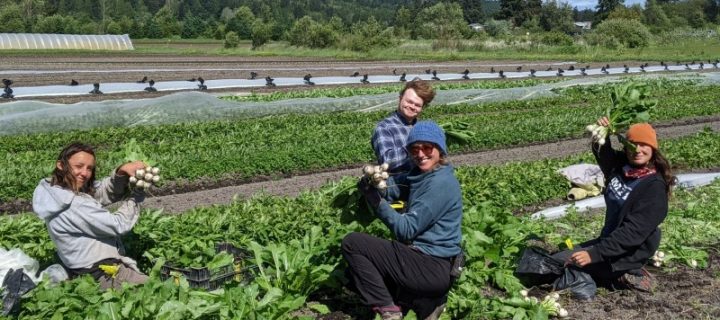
[{"x1": 409, "y1": 143, "x2": 436, "y2": 155}]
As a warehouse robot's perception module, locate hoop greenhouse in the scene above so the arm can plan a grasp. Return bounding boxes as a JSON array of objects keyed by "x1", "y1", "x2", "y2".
[{"x1": 0, "y1": 33, "x2": 133, "y2": 50}]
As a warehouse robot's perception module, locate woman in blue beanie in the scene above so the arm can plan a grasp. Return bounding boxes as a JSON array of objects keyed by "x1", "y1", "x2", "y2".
[{"x1": 342, "y1": 121, "x2": 463, "y2": 320}]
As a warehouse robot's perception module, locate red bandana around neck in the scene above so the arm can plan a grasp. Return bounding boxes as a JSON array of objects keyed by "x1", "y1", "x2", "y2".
[{"x1": 623, "y1": 165, "x2": 656, "y2": 179}]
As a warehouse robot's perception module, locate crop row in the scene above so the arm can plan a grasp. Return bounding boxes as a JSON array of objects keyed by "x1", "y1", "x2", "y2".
[
  {"x1": 1, "y1": 79, "x2": 719, "y2": 204},
  {"x1": 0, "y1": 130, "x2": 718, "y2": 319}
]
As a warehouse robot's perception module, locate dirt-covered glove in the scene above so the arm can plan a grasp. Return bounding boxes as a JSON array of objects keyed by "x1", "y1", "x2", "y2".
[
  {"x1": 362, "y1": 163, "x2": 390, "y2": 190},
  {"x1": 358, "y1": 178, "x2": 383, "y2": 209}
]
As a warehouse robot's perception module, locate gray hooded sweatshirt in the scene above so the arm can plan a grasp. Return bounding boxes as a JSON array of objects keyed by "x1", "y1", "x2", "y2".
[{"x1": 32, "y1": 173, "x2": 144, "y2": 270}]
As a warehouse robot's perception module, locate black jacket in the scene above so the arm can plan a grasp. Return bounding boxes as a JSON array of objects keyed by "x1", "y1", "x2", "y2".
[{"x1": 583, "y1": 141, "x2": 668, "y2": 272}]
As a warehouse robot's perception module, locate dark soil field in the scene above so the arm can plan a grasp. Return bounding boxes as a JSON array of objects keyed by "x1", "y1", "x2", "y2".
[{"x1": 2, "y1": 54, "x2": 719, "y2": 319}]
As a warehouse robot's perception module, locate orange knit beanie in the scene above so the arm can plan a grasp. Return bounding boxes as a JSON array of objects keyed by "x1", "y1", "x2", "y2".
[{"x1": 626, "y1": 123, "x2": 658, "y2": 149}]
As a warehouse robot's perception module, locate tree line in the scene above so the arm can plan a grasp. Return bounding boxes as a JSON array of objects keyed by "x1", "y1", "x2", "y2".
[{"x1": 0, "y1": 0, "x2": 717, "y2": 50}]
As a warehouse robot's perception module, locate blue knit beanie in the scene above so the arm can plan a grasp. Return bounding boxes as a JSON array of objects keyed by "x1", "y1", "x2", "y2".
[{"x1": 405, "y1": 121, "x2": 448, "y2": 155}]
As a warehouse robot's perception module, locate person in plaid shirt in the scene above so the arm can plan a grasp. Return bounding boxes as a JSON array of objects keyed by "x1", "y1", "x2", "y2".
[{"x1": 371, "y1": 79, "x2": 436, "y2": 173}]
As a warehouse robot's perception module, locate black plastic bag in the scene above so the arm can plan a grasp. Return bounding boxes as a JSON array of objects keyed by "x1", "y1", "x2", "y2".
[
  {"x1": 553, "y1": 266, "x2": 597, "y2": 300},
  {"x1": 514, "y1": 247, "x2": 564, "y2": 286},
  {"x1": 2, "y1": 268, "x2": 37, "y2": 316},
  {"x1": 450, "y1": 252, "x2": 465, "y2": 280}
]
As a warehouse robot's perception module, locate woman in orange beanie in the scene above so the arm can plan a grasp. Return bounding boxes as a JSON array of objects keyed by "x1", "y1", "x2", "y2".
[{"x1": 558, "y1": 117, "x2": 676, "y2": 292}]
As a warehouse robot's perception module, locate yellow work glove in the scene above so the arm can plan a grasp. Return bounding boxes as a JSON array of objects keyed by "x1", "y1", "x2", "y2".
[
  {"x1": 99, "y1": 264, "x2": 120, "y2": 278},
  {"x1": 567, "y1": 187, "x2": 588, "y2": 200}
]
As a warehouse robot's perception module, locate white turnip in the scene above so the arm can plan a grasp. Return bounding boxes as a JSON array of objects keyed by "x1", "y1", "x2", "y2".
[
  {"x1": 558, "y1": 308, "x2": 568, "y2": 318},
  {"x1": 363, "y1": 165, "x2": 376, "y2": 176},
  {"x1": 376, "y1": 180, "x2": 387, "y2": 190}
]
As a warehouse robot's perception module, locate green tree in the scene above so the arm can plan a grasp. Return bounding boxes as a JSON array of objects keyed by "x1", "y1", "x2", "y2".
[
  {"x1": 117, "y1": 16, "x2": 134, "y2": 34},
  {"x1": 497, "y1": 0, "x2": 542, "y2": 27},
  {"x1": 587, "y1": 18, "x2": 651, "y2": 48},
  {"x1": 394, "y1": 6, "x2": 413, "y2": 38},
  {"x1": 21, "y1": 0, "x2": 45, "y2": 31},
  {"x1": 417, "y1": 2, "x2": 468, "y2": 39},
  {"x1": 342, "y1": 16, "x2": 395, "y2": 51},
  {"x1": 484, "y1": 18, "x2": 512, "y2": 37},
  {"x1": 327, "y1": 16, "x2": 345, "y2": 33},
  {"x1": 153, "y1": 5, "x2": 181, "y2": 37},
  {"x1": 144, "y1": 16, "x2": 163, "y2": 38},
  {"x1": 0, "y1": 3, "x2": 26, "y2": 32},
  {"x1": 459, "y1": 0, "x2": 484, "y2": 23},
  {"x1": 595, "y1": 0, "x2": 624, "y2": 24},
  {"x1": 607, "y1": 4, "x2": 643, "y2": 21},
  {"x1": 229, "y1": 6, "x2": 256, "y2": 39},
  {"x1": 182, "y1": 14, "x2": 205, "y2": 38},
  {"x1": 220, "y1": 7, "x2": 234, "y2": 22},
  {"x1": 106, "y1": 20, "x2": 122, "y2": 34},
  {"x1": 678, "y1": 0, "x2": 709, "y2": 28},
  {"x1": 642, "y1": 0, "x2": 672, "y2": 32},
  {"x1": 224, "y1": 30, "x2": 240, "y2": 48},
  {"x1": 287, "y1": 16, "x2": 337, "y2": 48},
  {"x1": 250, "y1": 21, "x2": 273, "y2": 49},
  {"x1": 539, "y1": 0, "x2": 575, "y2": 34},
  {"x1": 33, "y1": 14, "x2": 67, "y2": 33},
  {"x1": 213, "y1": 23, "x2": 226, "y2": 40}
]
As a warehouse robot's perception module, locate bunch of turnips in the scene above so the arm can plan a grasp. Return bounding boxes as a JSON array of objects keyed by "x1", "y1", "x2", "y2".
[
  {"x1": 585, "y1": 81, "x2": 656, "y2": 147},
  {"x1": 128, "y1": 165, "x2": 161, "y2": 189},
  {"x1": 362, "y1": 163, "x2": 390, "y2": 190},
  {"x1": 651, "y1": 250, "x2": 665, "y2": 267},
  {"x1": 519, "y1": 290, "x2": 568, "y2": 318}
]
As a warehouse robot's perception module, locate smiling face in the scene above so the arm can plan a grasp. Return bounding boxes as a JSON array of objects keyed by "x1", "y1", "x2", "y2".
[
  {"x1": 57, "y1": 151, "x2": 96, "y2": 192},
  {"x1": 397, "y1": 88, "x2": 425, "y2": 122},
  {"x1": 409, "y1": 142, "x2": 441, "y2": 172},
  {"x1": 625, "y1": 142, "x2": 654, "y2": 167}
]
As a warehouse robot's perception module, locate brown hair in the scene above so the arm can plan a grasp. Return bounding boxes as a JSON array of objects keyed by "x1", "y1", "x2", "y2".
[
  {"x1": 51, "y1": 142, "x2": 97, "y2": 194},
  {"x1": 649, "y1": 149, "x2": 676, "y2": 196},
  {"x1": 400, "y1": 79, "x2": 436, "y2": 107}
]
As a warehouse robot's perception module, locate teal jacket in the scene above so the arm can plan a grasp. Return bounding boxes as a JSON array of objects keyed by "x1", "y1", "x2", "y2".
[{"x1": 377, "y1": 164, "x2": 463, "y2": 258}]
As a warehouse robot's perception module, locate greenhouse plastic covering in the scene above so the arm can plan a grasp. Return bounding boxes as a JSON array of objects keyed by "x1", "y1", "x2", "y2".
[
  {"x1": 0, "y1": 72, "x2": 717, "y2": 136},
  {"x1": 0, "y1": 33, "x2": 133, "y2": 50},
  {"x1": 2, "y1": 63, "x2": 717, "y2": 98}
]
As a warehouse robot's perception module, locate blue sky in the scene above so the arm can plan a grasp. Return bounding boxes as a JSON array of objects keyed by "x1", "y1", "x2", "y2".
[{"x1": 561, "y1": 0, "x2": 645, "y2": 10}]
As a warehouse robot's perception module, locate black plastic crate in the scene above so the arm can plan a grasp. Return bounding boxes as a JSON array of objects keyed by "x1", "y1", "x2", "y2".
[{"x1": 160, "y1": 242, "x2": 253, "y2": 289}]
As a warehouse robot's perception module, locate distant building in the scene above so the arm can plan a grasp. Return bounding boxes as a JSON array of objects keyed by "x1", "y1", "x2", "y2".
[
  {"x1": 469, "y1": 23, "x2": 484, "y2": 32},
  {"x1": 574, "y1": 21, "x2": 592, "y2": 33}
]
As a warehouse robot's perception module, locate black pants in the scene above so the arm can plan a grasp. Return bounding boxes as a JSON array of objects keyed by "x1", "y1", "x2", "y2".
[{"x1": 341, "y1": 232, "x2": 452, "y2": 318}]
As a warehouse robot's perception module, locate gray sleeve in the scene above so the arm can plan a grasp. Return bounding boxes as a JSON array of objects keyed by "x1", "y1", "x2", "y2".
[
  {"x1": 60, "y1": 197, "x2": 142, "y2": 237},
  {"x1": 94, "y1": 170, "x2": 133, "y2": 205}
]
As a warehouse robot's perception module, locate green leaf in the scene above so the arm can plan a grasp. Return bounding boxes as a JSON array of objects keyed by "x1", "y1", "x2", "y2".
[
  {"x1": 308, "y1": 303, "x2": 331, "y2": 315},
  {"x1": 156, "y1": 300, "x2": 188, "y2": 320}
]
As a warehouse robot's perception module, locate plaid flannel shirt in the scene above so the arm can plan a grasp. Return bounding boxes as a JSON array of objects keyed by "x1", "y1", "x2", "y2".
[{"x1": 371, "y1": 111, "x2": 415, "y2": 173}]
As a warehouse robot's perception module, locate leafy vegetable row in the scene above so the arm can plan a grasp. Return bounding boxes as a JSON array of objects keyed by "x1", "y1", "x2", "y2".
[
  {"x1": 1, "y1": 80, "x2": 718, "y2": 205},
  {"x1": 1, "y1": 129, "x2": 718, "y2": 319}
]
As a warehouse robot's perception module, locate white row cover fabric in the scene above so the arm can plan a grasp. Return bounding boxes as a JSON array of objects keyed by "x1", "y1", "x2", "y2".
[
  {"x1": 531, "y1": 172, "x2": 720, "y2": 220},
  {"x1": 0, "y1": 33, "x2": 133, "y2": 50}
]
